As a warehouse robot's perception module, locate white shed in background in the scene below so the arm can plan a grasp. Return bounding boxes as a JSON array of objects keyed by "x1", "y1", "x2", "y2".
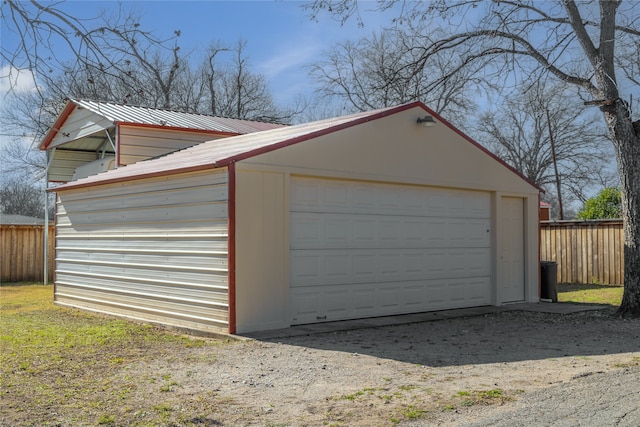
[{"x1": 46, "y1": 101, "x2": 541, "y2": 335}]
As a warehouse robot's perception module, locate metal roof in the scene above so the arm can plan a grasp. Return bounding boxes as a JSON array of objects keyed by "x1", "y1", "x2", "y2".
[
  {"x1": 40, "y1": 99, "x2": 286, "y2": 150},
  {"x1": 72, "y1": 99, "x2": 285, "y2": 133},
  {"x1": 52, "y1": 103, "x2": 412, "y2": 191},
  {"x1": 0, "y1": 214, "x2": 46, "y2": 225},
  {"x1": 51, "y1": 101, "x2": 542, "y2": 193}
]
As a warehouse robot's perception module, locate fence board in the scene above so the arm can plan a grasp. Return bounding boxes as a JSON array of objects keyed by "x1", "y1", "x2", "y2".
[
  {"x1": 1, "y1": 225, "x2": 55, "y2": 283},
  {"x1": 540, "y1": 220, "x2": 623, "y2": 285}
]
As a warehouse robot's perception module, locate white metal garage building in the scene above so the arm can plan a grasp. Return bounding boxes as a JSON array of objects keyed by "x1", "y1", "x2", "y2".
[{"x1": 47, "y1": 101, "x2": 540, "y2": 335}]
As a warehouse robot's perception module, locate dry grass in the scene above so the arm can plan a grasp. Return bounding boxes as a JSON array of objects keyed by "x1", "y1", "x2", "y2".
[{"x1": 0, "y1": 282, "x2": 228, "y2": 426}]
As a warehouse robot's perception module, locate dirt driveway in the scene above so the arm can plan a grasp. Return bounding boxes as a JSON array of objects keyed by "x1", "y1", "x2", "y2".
[
  {"x1": 5, "y1": 304, "x2": 638, "y2": 426},
  {"x1": 144, "y1": 305, "x2": 639, "y2": 426}
]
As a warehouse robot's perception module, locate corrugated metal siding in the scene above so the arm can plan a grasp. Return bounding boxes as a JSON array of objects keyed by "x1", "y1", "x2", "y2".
[
  {"x1": 118, "y1": 125, "x2": 225, "y2": 165},
  {"x1": 54, "y1": 169, "x2": 229, "y2": 333},
  {"x1": 49, "y1": 150, "x2": 100, "y2": 182}
]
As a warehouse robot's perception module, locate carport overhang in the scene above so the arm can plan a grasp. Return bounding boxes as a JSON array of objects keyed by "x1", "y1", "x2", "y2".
[{"x1": 40, "y1": 101, "x2": 118, "y2": 183}]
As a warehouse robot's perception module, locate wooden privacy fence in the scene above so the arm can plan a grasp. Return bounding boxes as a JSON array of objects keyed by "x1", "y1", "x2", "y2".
[
  {"x1": 540, "y1": 220, "x2": 624, "y2": 285},
  {"x1": 0, "y1": 221, "x2": 625, "y2": 285},
  {"x1": 1, "y1": 225, "x2": 55, "y2": 283}
]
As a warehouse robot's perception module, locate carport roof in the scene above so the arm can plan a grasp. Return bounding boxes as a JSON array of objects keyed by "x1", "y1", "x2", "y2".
[
  {"x1": 51, "y1": 101, "x2": 541, "y2": 192},
  {"x1": 0, "y1": 215, "x2": 46, "y2": 225},
  {"x1": 39, "y1": 99, "x2": 286, "y2": 150}
]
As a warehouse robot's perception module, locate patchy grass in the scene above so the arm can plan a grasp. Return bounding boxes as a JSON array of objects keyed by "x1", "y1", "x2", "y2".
[
  {"x1": 0, "y1": 282, "x2": 229, "y2": 426},
  {"x1": 448, "y1": 388, "x2": 513, "y2": 410},
  {"x1": 558, "y1": 282, "x2": 623, "y2": 306},
  {"x1": 1, "y1": 281, "x2": 629, "y2": 426},
  {"x1": 334, "y1": 382, "x2": 512, "y2": 425},
  {"x1": 612, "y1": 356, "x2": 640, "y2": 369}
]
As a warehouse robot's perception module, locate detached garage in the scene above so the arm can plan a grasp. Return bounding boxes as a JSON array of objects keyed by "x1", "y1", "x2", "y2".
[{"x1": 47, "y1": 101, "x2": 540, "y2": 335}]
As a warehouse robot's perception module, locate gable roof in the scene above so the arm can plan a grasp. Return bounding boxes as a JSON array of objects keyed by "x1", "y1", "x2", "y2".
[
  {"x1": 0, "y1": 214, "x2": 46, "y2": 225},
  {"x1": 39, "y1": 99, "x2": 286, "y2": 150},
  {"x1": 51, "y1": 101, "x2": 541, "y2": 193}
]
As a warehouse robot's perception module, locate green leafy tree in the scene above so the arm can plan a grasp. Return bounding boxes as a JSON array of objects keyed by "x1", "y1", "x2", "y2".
[{"x1": 576, "y1": 188, "x2": 622, "y2": 220}]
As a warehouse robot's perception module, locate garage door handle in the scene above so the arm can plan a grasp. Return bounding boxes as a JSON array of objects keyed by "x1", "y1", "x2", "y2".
[{"x1": 316, "y1": 315, "x2": 327, "y2": 320}]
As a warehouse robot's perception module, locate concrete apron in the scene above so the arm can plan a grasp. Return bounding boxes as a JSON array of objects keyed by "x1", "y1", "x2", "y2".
[{"x1": 241, "y1": 302, "x2": 611, "y2": 340}]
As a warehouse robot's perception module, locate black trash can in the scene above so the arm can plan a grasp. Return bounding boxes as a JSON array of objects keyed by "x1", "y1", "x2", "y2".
[{"x1": 540, "y1": 261, "x2": 558, "y2": 302}]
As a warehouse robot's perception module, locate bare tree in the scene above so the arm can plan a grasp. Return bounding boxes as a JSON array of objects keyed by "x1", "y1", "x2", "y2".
[
  {"x1": 1, "y1": 1, "x2": 180, "y2": 106},
  {"x1": 475, "y1": 81, "x2": 614, "y2": 218},
  {"x1": 0, "y1": 1, "x2": 288, "y2": 171},
  {"x1": 308, "y1": 0, "x2": 640, "y2": 316},
  {"x1": 0, "y1": 175, "x2": 49, "y2": 218},
  {"x1": 204, "y1": 40, "x2": 294, "y2": 123},
  {"x1": 1, "y1": 2, "x2": 302, "y2": 184},
  {"x1": 309, "y1": 28, "x2": 486, "y2": 127},
  {"x1": 1, "y1": 2, "x2": 299, "y2": 118}
]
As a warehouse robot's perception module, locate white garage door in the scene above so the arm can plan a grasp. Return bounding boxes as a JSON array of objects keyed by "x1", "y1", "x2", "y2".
[{"x1": 289, "y1": 177, "x2": 492, "y2": 325}]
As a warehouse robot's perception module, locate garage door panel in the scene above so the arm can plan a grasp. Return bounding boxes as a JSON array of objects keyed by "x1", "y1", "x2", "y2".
[
  {"x1": 379, "y1": 286, "x2": 401, "y2": 310},
  {"x1": 325, "y1": 182, "x2": 350, "y2": 209},
  {"x1": 353, "y1": 288, "x2": 376, "y2": 312},
  {"x1": 291, "y1": 248, "x2": 490, "y2": 287},
  {"x1": 325, "y1": 289, "x2": 350, "y2": 317},
  {"x1": 405, "y1": 285, "x2": 425, "y2": 307},
  {"x1": 290, "y1": 180, "x2": 322, "y2": 210},
  {"x1": 353, "y1": 186, "x2": 377, "y2": 210},
  {"x1": 468, "y1": 278, "x2": 493, "y2": 301},
  {"x1": 352, "y1": 253, "x2": 377, "y2": 280},
  {"x1": 290, "y1": 177, "x2": 492, "y2": 325},
  {"x1": 290, "y1": 213, "x2": 491, "y2": 249},
  {"x1": 291, "y1": 178, "x2": 491, "y2": 218},
  {"x1": 353, "y1": 219, "x2": 377, "y2": 243},
  {"x1": 290, "y1": 254, "x2": 320, "y2": 282},
  {"x1": 325, "y1": 254, "x2": 349, "y2": 281},
  {"x1": 290, "y1": 277, "x2": 492, "y2": 324},
  {"x1": 291, "y1": 218, "x2": 321, "y2": 244}
]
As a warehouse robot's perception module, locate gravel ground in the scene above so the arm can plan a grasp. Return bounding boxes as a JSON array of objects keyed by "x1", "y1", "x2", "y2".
[
  {"x1": 157, "y1": 308, "x2": 640, "y2": 426},
  {"x1": 4, "y1": 306, "x2": 638, "y2": 426}
]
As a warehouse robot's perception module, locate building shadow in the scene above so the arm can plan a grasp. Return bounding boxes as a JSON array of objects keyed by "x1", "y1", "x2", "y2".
[{"x1": 246, "y1": 307, "x2": 639, "y2": 367}]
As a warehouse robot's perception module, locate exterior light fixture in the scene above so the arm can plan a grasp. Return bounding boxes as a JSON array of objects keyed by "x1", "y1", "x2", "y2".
[{"x1": 417, "y1": 115, "x2": 436, "y2": 127}]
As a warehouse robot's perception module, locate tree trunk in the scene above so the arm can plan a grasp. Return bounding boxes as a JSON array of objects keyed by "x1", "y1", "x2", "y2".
[{"x1": 607, "y1": 100, "x2": 640, "y2": 317}]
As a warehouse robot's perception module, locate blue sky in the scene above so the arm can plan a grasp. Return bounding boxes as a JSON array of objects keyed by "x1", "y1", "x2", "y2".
[
  {"x1": 1, "y1": 0, "x2": 394, "y2": 106},
  {"x1": 0, "y1": 1, "x2": 624, "y2": 205}
]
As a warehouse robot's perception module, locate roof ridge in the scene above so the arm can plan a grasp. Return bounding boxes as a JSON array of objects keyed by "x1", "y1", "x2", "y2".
[{"x1": 70, "y1": 98, "x2": 287, "y2": 125}]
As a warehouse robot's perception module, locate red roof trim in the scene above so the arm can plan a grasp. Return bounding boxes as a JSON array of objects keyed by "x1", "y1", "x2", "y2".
[
  {"x1": 47, "y1": 164, "x2": 217, "y2": 192},
  {"x1": 39, "y1": 100, "x2": 76, "y2": 150},
  {"x1": 50, "y1": 101, "x2": 540, "y2": 193},
  {"x1": 421, "y1": 105, "x2": 543, "y2": 193},
  {"x1": 227, "y1": 163, "x2": 237, "y2": 335},
  {"x1": 215, "y1": 100, "x2": 540, "y2": 192}
]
